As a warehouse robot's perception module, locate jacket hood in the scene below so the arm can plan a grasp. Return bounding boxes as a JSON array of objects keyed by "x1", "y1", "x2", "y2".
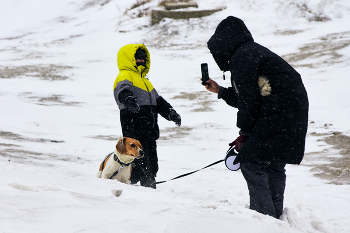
[
  {"x1": 207, "y1": 16, "x2": 254, "y2": 71},
  {"x1": 117, "y1": 44, "x2": 151, "y2": 78}
]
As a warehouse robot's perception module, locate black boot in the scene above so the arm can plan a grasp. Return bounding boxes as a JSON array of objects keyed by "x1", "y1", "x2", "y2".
[{"x1": 140, "y1": 176, "x2": 156, "y2": 189}]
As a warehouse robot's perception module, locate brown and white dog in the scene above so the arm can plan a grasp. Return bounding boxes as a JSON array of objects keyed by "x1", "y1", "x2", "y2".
[{"x1": 96, "y1": 137, "x2": 144, "y2": 184}]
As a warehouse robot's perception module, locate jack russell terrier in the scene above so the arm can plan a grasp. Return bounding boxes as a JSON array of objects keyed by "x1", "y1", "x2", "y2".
[{"x1": 96, "y1": 137, "x2": 144, "y2": 184}]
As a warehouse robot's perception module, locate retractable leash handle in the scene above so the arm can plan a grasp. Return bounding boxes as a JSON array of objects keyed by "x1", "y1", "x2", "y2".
[{"x1": 224, "y1": 145, "x2": 241, "y2": 171}]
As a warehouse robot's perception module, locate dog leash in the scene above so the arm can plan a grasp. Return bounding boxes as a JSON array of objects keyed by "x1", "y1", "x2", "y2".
[{"x1": 156, "y1": 159, "x2": 224, "y2": 184}]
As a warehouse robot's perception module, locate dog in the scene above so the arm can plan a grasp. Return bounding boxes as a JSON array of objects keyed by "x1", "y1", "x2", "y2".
[{"x1": 96, "y1": 136, "x2": 144, "y2": 184}]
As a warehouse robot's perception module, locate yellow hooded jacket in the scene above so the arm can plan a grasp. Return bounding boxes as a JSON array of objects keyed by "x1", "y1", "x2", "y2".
[{"x1": 113, "y1": 44, "x2": 173, "y2": 140}]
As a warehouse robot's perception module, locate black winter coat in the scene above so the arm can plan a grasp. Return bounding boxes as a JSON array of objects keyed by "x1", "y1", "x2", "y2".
[{"x1": 207, "y1": 16, "x2": 309, "y2": 164}]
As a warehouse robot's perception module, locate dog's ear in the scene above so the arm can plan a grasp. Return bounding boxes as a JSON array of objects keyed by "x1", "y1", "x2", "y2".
[{"x1": 116, "y1": 137, "x2": 127, "y2": 154}]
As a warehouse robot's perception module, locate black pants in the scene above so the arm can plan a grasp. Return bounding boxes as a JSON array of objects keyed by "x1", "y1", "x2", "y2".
[
  {"x1": 130, "y1": 138, "x2": 158, "y2": 189},
  {"x1": 241, "y1": 161, "x2": 286, "y2": 219}
]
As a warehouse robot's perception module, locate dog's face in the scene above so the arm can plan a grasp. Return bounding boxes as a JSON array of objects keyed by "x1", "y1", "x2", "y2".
[{"x1": 116, "y1": 137, "x2": 144, "y2": 159}]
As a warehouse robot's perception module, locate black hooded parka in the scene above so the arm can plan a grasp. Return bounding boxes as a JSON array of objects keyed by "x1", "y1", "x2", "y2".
[{"x1": 208, "y1": 16, "x2": 309, "y2": 164}]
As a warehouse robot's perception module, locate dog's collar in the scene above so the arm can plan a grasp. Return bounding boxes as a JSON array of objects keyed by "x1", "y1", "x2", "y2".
[{"x1": 114, "y1": 153, "x2": 132, "y2": 166}]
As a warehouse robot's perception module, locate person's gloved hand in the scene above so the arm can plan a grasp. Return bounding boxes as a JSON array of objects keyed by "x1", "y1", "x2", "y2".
[
  {"x1": 126, "y1": 97, "x2": 140, "y2": 113},
  {"x1": 169, "y1": 110, "x2": 181, "y2": 126},
  {"x1": 229, "y1": 135, "x2": 249, "y2": 152}
]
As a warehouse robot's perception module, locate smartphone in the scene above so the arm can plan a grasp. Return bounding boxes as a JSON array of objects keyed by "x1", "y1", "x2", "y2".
[{"x1": 201, "y1": 63, "x2": 209, "y2": 85}]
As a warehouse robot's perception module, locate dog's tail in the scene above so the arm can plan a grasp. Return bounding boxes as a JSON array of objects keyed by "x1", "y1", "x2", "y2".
[{"x1": 96, "y1": 171, "x2": 102, "y2": 178}]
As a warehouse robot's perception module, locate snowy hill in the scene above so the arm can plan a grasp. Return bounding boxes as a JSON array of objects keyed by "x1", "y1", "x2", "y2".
[{"x1": 1, "y1": 0, "x2": 350, "y2": 232}]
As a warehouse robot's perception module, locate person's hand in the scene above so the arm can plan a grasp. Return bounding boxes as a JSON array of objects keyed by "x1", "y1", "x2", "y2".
[
  {"x1": 169, "y1": 111, "x2": 181, "y2": 126},
  {"x1": 201, "y1": 78, "x2": 220, "y2": 94},
  {"x1": 126, "y1": 97, "x2": 140, "y2": 113},
  {"x1": 229, "y1": 135, "x2": 249, "y2": 152}
]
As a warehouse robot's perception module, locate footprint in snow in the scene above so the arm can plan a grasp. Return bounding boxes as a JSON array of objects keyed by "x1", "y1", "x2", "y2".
[{"x1": 111, "y1": 189, "x2": 123, "y2": 197}]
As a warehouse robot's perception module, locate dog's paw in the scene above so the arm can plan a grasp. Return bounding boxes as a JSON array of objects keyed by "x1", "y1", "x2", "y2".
[
  {"x1": 111, "y1": 189, "x2": 123, "y2": 197},
  {"x1": 96, "y1": 171, "x2": 102, "y2": 178}
]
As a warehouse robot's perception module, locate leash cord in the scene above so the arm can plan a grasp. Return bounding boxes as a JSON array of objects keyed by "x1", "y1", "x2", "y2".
[{"x1": 156, "y1": 159, "x2": 224, "y2": 184}]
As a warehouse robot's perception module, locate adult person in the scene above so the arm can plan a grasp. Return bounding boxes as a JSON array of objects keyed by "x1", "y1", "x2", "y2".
[
  {"x1": 114, "y1": 44, "x2": 181, "y2": 189},
  {"x1": 203, "y1": 16, "x2": 309, "y2": 218}
]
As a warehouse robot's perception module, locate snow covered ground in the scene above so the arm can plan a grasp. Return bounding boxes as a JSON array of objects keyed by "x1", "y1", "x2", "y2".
[{"x1": 1, "y1": 0, "x2": 350, "y2": 232}]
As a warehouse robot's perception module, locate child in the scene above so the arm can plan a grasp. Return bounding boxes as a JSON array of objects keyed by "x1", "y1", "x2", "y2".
[{"x1": 114, "y1": 44, "x2": 181, "y2": 189}]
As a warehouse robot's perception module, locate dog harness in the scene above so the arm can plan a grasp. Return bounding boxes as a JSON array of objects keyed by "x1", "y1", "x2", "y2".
[{"x1": 109, "y1": 153, "x2": 132, "y2": 180}]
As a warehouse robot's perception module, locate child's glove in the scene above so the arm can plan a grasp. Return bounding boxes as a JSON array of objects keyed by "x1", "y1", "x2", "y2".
[
  {"x1": 126, "y1": 97, "x2": 140, "y2": 113},
  {"x1": 169, "y1": 110, "x2": 181, "y2": 126}
]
